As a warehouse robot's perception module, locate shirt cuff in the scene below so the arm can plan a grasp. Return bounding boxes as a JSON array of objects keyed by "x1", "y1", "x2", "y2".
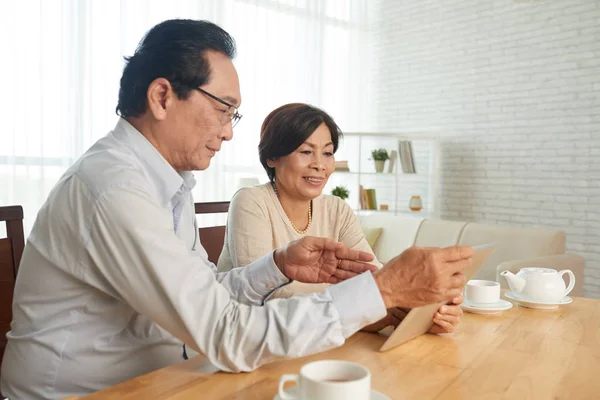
[
  {"x1": 244, "y1": 251, "x2": 290, "y2": 300},
  {"x1": 328, "y1": 271, "x2": 387, "y2": 338}
]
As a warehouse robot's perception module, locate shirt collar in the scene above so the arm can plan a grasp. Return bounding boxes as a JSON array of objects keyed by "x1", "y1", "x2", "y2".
[{"x1": 112, "y1": 118, "x2": 196, "y2": 206}]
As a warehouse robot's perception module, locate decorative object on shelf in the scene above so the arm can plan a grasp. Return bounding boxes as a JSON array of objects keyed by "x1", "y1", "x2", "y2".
[
  {"x1": 398, "y1": 141, "x2": 416, "y2": 173},
  {"x1": 387, "y1": 150, "x2": 398, "y2": 173},
  {"x1": 380, "y1": 204, "x2": 389, "y2": 211},
  {"x1": 409, "y1": 195, "x2": 422, "y2": 211},
  {"x1": 331, "y1": 185, "x2": 349, "y2": 200},
  {"x1": 334, "y1": 160, "x2": 350, "y2": 172},
  {"x1": 371, "y1": 149, "x2": 389, "y2": 173}
]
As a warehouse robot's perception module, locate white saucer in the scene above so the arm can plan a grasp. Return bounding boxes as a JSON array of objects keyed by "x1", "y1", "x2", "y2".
[
  {"x1": 273, "y1": 386, "x2": 390, "y2": 400},
  {"x1": 504, "y1": 292, "x2": 573, "y2": 310},
  {"x1": 461, "y1": 299, "x2": 513, "y2": 315}
]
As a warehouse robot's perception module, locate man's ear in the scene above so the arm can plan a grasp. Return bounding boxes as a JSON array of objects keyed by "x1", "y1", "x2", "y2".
[{"x1": 146, "y1": 78, "x2": 173, "y2": 120}]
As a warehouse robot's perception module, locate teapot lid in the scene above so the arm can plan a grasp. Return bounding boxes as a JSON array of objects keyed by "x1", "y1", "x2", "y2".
[{"x1": 521, "y1": 267, "x2": 556, "y2": 274}]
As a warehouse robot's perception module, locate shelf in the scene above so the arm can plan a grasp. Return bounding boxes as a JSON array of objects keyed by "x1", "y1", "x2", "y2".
[
  {"x1": 355, "y1": 209, "x2": 434, "y2": 218},
  {"x1": 333, "y1": 131, "x2": 440, "y2": 221},
  {"x1": 334, "y1": 171, "x2": 395, "y2": 176},
  {"x1": 334, "y1": 171, "x2": 425, "y2": 177},
  {"x1": 355, "y1": 209, "x2": 396, "y2": 214}
]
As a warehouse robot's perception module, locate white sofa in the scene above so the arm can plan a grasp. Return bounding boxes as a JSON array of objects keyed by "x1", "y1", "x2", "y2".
[{"x1": 358, "y1": 214, "x2": 585, "y2": 297}]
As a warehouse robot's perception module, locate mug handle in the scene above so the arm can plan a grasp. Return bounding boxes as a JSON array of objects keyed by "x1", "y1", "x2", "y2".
[
  {"x1": 559, "y1": 270, "x2": 576, "y2": 297},
  {"x1": 278, "y1": 374, "x2": 299, "y2": 399}
]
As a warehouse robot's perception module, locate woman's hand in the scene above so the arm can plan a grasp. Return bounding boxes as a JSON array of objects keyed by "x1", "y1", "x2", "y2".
[
  {"x1": 429, "y1": 295, "x2": 463, "y2": 334},
  {"x1": 361, "y1": 295, "x2": 464, "y2": 334}
]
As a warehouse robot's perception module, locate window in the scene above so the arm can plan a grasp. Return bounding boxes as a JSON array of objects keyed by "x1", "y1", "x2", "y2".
[{"x1": 0, "y1": 0, "x2": 372, "y2": 233}]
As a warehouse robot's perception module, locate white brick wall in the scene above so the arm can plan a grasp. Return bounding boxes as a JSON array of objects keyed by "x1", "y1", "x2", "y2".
[{"x1": 370, "y1": 0, "x2": 600, "y2": 297}]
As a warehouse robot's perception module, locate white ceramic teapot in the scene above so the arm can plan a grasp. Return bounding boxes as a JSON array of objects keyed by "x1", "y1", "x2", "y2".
[{"x1": 501, "y1": 267, "x2": 575, "y2": 303}]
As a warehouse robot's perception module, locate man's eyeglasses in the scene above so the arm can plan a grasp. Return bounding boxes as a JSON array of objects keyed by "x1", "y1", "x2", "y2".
[{"x1": 195, "y1": 87, "x2": 242, "y2": 128}]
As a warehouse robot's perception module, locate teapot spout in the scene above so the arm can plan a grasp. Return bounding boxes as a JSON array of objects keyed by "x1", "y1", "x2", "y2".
[{"x1": 500, "y1": 270, "x2": 526, "y2": 294}]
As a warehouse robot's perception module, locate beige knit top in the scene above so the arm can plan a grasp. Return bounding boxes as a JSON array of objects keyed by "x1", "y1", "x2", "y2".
[{"x1": 216, "y1": 183, "x2": 382, "y2": 299}]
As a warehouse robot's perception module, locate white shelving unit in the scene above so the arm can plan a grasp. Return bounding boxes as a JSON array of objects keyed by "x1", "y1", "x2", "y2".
[{"x1": 325, "y1": 132, "x2": 440, "y2": 219}]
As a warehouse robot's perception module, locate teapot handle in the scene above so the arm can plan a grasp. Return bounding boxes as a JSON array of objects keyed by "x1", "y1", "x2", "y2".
[{"x1": 559, "y1": 270, "x2": 576, "y2": 297}]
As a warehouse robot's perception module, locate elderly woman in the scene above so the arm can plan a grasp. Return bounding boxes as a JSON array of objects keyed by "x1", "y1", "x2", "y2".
[{"x1": 217, "y1": 103, "x2": 462, "y2": 333}]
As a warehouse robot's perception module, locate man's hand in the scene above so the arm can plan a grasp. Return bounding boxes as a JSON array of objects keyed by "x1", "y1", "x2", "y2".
[
  {"x1": 274, "y1": 236, "x2": 378, "y2": 284},
  {"x1": 361, "y1": 295, "x2": 464, "y2": 334},
  {"x1": 373, "y1": 246, "x2": 474, "y2": 309}
]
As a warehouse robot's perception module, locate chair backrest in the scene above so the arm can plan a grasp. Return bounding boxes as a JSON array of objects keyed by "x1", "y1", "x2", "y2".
[
  {"x1": 0, "y1": 205, "x2": 25, "y2": 378},
  {"x1": 195, "y1": 202, "x2": 229, "y2": 265}
]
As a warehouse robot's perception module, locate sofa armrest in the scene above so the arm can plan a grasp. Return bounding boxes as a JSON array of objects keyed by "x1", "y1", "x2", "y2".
[{"x1": 496, "y1": 254, "x2": 585, "y2": 297}]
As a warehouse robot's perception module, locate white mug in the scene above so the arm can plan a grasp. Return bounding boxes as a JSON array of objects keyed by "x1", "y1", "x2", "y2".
[
  {"x1": 465, "y1": 280, "x2": 500, "y2": 304},
  {"x1": 278, "y1": 360, "x2": 371, "y2": 400}
]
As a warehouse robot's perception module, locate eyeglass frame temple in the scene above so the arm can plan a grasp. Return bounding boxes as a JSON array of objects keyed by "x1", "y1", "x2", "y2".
[{"x1": 195, "y1": 87, "x2": 242, "y2": 126}]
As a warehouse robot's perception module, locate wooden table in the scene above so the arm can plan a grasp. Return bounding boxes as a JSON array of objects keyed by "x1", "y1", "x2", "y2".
[{"x1": 80, "y1": 294, "x2": 600, "y2": 399}]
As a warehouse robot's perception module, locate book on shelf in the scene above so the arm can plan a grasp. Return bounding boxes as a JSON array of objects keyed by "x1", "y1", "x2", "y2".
[
  {"x1": 358, "y1": 184, "x2": 365, "y2": 209},
  {"x1": 398, "y1": 141, "x2": 416, "y2": 174},
  {"x1": 364, "y1": 189, "x2": 377, "y2": 210},
  {"x1": 335, "y1": 160, "x2": 350, "y2": 172},
  {"x1": 358, "y1": 185, "x2": 377, "y2": 210}
]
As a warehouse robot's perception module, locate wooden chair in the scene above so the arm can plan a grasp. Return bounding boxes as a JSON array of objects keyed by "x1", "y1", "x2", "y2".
[
  {"x1": 194, "y1": 201, "x2": 229, "y2": 265},
  {"x1": 0, "y1": 205, "x2": 25, "y2": 392}
]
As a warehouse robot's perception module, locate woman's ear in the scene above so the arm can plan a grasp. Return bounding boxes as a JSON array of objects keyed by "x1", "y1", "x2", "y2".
[{"x1": 266, "y1": 159, "x2": 276, "y2": 168}]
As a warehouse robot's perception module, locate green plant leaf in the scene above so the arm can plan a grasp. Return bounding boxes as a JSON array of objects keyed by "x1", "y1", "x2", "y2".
[
  {"x1": 331, "y1": 185, "x2": 349, "y2": 200},
  {"x1": 371, "y1": 148, "x2": 389, "y2": 161}
]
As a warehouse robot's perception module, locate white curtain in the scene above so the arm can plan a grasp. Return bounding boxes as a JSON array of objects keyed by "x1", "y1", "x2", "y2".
[{"x1": 0, "y1": 0, "x2": 373, "y2": 234}]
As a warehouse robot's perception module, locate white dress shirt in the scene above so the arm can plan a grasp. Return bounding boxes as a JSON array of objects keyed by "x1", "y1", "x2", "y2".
[{"x1": 0, "y1": 119, "x2": 386, "y2": 400}]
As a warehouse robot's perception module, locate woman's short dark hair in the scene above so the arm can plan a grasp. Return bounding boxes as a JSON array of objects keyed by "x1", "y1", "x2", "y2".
[
  {"x1": 259, "y1": 103, "x2": 343, "y2": 182},
  {"x1": 116, "y1": 19, "x2": 236, "y2": 118}
]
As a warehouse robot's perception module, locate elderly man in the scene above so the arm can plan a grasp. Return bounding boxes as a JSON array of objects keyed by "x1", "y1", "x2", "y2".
[{"x1": 1, "y1": 19, "x2": 472, "y2": 399}]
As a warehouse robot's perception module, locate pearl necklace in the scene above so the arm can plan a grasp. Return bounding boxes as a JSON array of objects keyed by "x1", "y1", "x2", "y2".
[{"x1": 272, "y1": 182, "x2": 312, "y2": 234}]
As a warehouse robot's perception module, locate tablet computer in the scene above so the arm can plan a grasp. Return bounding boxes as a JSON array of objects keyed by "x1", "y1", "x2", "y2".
[{"x1": 379, "y1": 243, "x2": 496, "y2": 352}]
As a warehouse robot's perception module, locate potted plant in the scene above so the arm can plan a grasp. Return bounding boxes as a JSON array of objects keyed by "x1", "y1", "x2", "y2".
[
  {"x1": 331, "y1": 185, "x2": 350, "y2": 200},
  {"x1": 371, "y1": 149, "x2": 389, "y2": 173}
]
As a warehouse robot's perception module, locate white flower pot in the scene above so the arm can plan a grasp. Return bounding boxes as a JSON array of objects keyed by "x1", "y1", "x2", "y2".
[{"x1": 374, "y1": 160, "x2": 385, "y2": 173}]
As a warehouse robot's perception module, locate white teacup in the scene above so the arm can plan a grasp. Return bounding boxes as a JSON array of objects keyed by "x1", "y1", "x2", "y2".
[
  {"x1": 465, "y1": 280, "x2": 500, "y2": 304},
  {"x1": 278, "y1": 360, "x2": 371, "y2": 400}
]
